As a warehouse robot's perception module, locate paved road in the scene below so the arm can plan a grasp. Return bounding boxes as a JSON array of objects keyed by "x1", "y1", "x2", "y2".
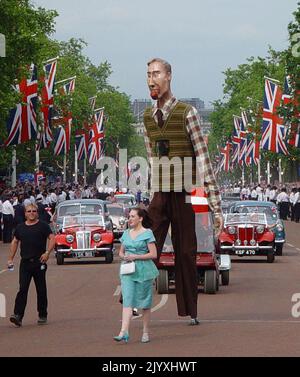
[{"x1": 0, "y1": 221, "x2": 300, "y2": 357}]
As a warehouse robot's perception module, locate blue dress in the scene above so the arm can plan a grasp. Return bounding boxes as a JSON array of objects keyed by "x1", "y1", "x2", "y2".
[{"x1": 119, "y1": 229, "x2": 159, "y2": 309}]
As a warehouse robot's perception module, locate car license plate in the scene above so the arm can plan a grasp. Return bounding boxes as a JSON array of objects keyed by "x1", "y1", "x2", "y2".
[
  {"x1": 74, "y1": 251, "x2": 94, "y2": 258},
  {"x1": 235, "y1": 250, "x2": 255, "y2": 255}
]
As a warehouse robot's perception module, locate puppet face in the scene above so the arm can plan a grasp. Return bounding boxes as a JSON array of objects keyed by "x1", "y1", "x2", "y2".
[{"x1": 147, "y1": 61, "x2": 171, "y2": 100}]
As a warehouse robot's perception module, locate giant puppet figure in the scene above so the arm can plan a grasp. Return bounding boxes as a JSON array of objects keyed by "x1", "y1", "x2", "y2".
[{"x1": 144, "y1": 58, "x2": 223, "y2": 325}]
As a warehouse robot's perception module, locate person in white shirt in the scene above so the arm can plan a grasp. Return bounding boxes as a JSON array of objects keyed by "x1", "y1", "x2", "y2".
[
  {"x1": 2, "y1": 194, "x2": 15, "y2": 243},
  {"x1": 68, "y1": 188, "x2": 75, "y2": 200},
  {"x1": 264, "y1": 185, "x2": 271, "y2": 201},
  {"x1": 269, "y1": 186, "x2": 277, "y2": 204},
  {"x1": 250, "y1": 187, "x2": 258, "y2": 201},
  {"x1": 276, "y1": 188, "x2": 290, "y2": 220},
  {"x1": 289, "y1": 188, "x2": 297, "y2": 221},
  {"x1": 294, "y1": 188, "x2": 300, "y2": 223},
  {"x1": 256, "y1": 184, "x2": 263, "y2": 201},
  {"x1": 241, "y1": 187, "x2": 247, "y2": 200}
]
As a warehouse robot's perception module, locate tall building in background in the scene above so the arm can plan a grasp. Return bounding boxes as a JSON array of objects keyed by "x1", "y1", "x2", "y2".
[{"x1": 131, "y1": 98, "x2": 213, "y2": 139}]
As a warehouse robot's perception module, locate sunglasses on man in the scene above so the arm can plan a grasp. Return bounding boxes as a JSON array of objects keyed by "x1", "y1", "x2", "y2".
[{"x1": 26, "y1": 210, "x2": 37, "y2": 213}]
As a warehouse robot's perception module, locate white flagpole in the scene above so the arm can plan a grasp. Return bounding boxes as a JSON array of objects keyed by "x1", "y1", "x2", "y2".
[
  {"x1": 55, "y1": 76, "x2": 77, "y2": 86},
  {"x1": 278, "y1": 158, "x2": 282, "y2": 184},
  {"x1": 43, "y1": 56, "x2": 59, "y2": 64},
  {"x1": 263, "y1": 76, "x2": 281, "y2": 84},
  {"x1": 257, "y1": 159, "x2": 261, "y2": 185},
  {"x1": 11, "y1": 146, "x2": 17, "y2": 188},
  {"x1": 63, "y1": 154, "x2": 67, "y2": 184},
  {"x1": 74, "y1": 147, "x2": 78, "y2": 184},
  {"x1": 36, "y1": 146, "x2": 40, "y2": 173},
  {"x1": 83, "y1": 158, "x2": 87, "y2": 186},
  {"x1": 242, "y1": 165, "x2": 245, "y2": 187},
  {"x1": 267, "y1": 161, "x2": 271, "y2": 185}
]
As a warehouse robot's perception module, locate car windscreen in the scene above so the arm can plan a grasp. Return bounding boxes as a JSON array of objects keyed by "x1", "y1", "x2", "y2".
[
  {"x1": 63, "y1": 215, "x2": 104, "y2": 228},
  {"x1": 225, "y1": 213, "x2": 267, "y2": 225},
  {"x1": 234, "y1": 206, "x2": 278, "y2": 225},
  {"x1": 115, "y1": 196, "x2": 135, "y2": 205},
  {"x1": 107, "y1": 206, "x2": 124, "y2": 216},
  {"x1": 58, "y1": 203, "x2": 103, "y2": 217},
  {"x1": 162, "y1": 213, "x2": 215, "y2": 253}
]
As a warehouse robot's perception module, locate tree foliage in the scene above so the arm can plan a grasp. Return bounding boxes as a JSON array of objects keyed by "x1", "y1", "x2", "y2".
[
  {"x1": 208, "y1": 2, "x2": 300, "y2": 183},
  {"x1": 0, "y1": 1, "x2": 138, "y2": 181}
]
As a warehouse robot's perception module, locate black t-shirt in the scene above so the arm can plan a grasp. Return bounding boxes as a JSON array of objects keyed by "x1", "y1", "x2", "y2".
[{"x1": 14, "y1": 221, "x2": 52, "y2": 259}]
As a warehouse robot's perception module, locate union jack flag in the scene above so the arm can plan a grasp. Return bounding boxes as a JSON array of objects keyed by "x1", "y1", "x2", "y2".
[
  {"x1": 53, "y1": 115, "x2": 72, "y2": 156},
  {"x1": 245, "y1": 135, "x2": 260, "y2": 166},
  {"x1": 238, "y1": 115, "x2": 247, "y2": 165},
  {"x1": 282, "y1": 76, "x2": 292, "y2": 106},
  {"x1": 37, "y1": 59, "x2": 57, "y2": 150},
  {"x1": 75, "y1": 129, "x2": 89, "y2": 160},
  {"x1": 219, "y1": 141, "x2": 231, "y2": 172},
  {"x1": 89, "y1": 96, "x2": 97, "y2": 112},
  {"x1": 231, "y1": 116, "x2": 242, "y2": 167},
  {"x1": 5, "y1": 64, "x2": 38, "y2": 146},
  {"x1": 261, "y1": 79, "x2": 288, "y2": 155},
  {"x1": 88, "y1": 109, "x2": 104, "y2": 165},
  {"x1": 283, "y1": 76, "x2": 300, "y2": 148},
  {"x1": 60, "y1": 77, "x2": 76, "y2": 95}
]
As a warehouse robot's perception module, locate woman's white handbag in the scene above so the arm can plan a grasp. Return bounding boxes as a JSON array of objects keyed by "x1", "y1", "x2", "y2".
[{"x1": 120, "y1": 261, "x2": 136, "y2": 275}]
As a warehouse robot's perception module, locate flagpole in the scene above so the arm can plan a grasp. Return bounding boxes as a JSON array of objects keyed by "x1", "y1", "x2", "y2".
[
  {"x1": 257, "y1": 160, "x2": 261, "y2": 185},
  {"x1": 55, "y1": 76, "x2": 77, "y2": 85},
  {"x1": 63, "y1": 154, "x2": 67, "y2": 184},
  {"x1": 278, "y1": 158, "x2": 282, "y2": 184},
  {"x1": 83, "y1": 158, "x2": 87, "y2": 186},
  {"x1": 11, "y1": 146, "x2": 17, "y2": 188},
  {"x1": 35, "y1": 146, "x2": 40, "y2": 175},
  {"x1": 263, "y1": 76, "x2": 281, "y2": 84},
  {"x1": 267, "y1": 161, "x2": 271, "y2": 185},
  {"x1": 74, "y1": 147, "x2": 78, "y2": 184},
  {"x1": 242, "y1": 165, "x2": 245, "y2": 187}
]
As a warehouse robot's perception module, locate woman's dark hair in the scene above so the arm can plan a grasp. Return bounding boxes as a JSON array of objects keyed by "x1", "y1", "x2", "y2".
[{"x1": 130, "y1": 207, "x2": 153, "y2": 228}]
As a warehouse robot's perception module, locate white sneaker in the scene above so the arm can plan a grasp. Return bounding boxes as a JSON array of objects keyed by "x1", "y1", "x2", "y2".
[{"x1": 141, "y1": 333, "x2": 150, "y2": 343}]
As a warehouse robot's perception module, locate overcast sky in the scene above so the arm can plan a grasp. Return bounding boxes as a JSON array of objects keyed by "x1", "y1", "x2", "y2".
[{"x1": 33, "y1": 0, "x2": 298, "y2": 107}]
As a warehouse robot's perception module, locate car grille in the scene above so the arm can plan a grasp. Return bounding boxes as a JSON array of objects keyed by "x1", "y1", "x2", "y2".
[
  {"x1": 76, "y1": 231, "x2": 91, "y2": 249},
  {"x1": 237, "y1": 225, "x2": 254, "y2": 244}
]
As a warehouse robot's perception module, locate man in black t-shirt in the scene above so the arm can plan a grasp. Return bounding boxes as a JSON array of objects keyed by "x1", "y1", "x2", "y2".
[{"x1": 7, "y1": 203, "x2": 55, "y2": 327}]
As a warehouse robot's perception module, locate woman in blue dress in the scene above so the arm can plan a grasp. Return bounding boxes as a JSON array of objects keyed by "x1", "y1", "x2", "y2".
[{"x1": 114, "y1": 208, "x2": 158, "y2": 343}]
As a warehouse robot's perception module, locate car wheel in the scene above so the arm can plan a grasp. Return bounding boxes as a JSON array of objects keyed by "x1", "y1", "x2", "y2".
[
  {"x1": 275, "y1": 244, "x2": 283, "y2": 256},
  {"x1": 221, "y1": 270, "x2": 230, "y2": 286},
  {"x1": 105, "y1": 248, "x2": 114, "y2": 264},
  {"x1": 267, "y1": 251, "x2": 275, "y2": 263},
  {"x1": 56, "y1": 253, "x2": 64, "y2": 265},
  {"x1": 156, "y1": 269, "x2": 169, "y2": 294},
  {"x1": 204, "y1": 270, "x2": 217, "y2": 294}
]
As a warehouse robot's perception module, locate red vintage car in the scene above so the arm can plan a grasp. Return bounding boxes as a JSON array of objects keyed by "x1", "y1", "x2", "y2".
[
  {"x1": 217, "y1": 212, "x2": 276, "y2": 263},
  {"x1": 55, "y1": 215, "x2": 114, "y2": 265},
  {"x1": 156, "y1": 212, "x2": 231, "y2": 295}
]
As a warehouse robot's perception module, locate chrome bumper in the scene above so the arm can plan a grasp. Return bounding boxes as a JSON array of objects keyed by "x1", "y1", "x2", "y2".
[
  {"x1": 220, "y1": 245, "x2": 274, "y2": 251},
  {"x1": 57, "y1": 247, "x2": 112, "y2": 253}
]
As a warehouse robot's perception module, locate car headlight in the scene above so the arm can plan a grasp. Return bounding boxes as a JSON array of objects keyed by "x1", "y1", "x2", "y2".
[
  {"x1": 93, "y1": 233, "x2": 101, "y2": 242},
  {"x1": 276, "y1": 224, "x2": 283, "y2": 232},
  {"x1": 256, "y1": 225, "x2": 264, "y2": 234},
  {"x1": 119, "y1": 217, "x2": 126, "y2": 226},
  {"x1": 66, "y1": 234, "x2": 74, "y2": 243},
  {"x1": 228, "y1": 226, "x2": 236, "y2": 235}
]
